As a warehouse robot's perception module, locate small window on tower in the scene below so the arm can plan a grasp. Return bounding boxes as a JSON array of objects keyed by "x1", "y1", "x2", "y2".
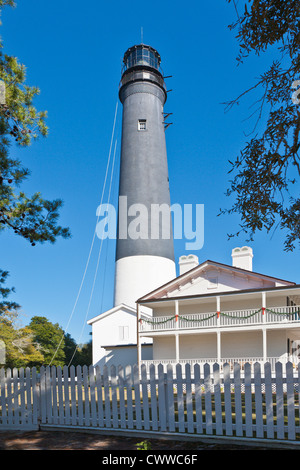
[{"x1": 138, "y1": 119, "x2": 147, "y2": 131}]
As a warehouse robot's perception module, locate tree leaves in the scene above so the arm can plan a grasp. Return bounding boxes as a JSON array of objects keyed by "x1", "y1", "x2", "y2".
[
  {"x1": 0, "y1": 4, "x2": 71, "y2": 247},
  {"x1": 223, "y1": 0, "x2": 300, "y2": 250},
  {"x1": 0, "y1": 1, "x2": 70, "y2": 316},
  {"x1": 0, "y1": 269, "x2": 19, "y2": 313}
]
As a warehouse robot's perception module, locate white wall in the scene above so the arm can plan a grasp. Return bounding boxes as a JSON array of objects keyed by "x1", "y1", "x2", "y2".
[
  {"x1": 221, "y1": 331, "x2": 263, "y2": 357},
  {"x1": 153, "y1": 336, "x2": 175, "y2": 360},
  {"x1": 179, "y1": 334, "x2": 217, "y2": 359},
  {"x1": 90, "y1": 307, "x2": 142, "y2": 366},
  {"x1": 152, "y1": 330, "x2": 290, "y2": 361},
  {"x1": 89, "y1": 305, "x2": 153, "y2": 368},
  {"x1": 114, "y1": 255, "x2": 176, "y2": 307},
  {"x1": 100, "y1": 344, "x2": 152, "y2": 371}
]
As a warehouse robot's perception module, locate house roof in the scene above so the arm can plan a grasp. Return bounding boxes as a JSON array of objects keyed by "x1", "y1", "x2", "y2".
[
  {"x1": 87, "y1": 303, "x2": 136, "y2": 325},
  {"x1": 138, "y1": 283, "x2": 300, "y2": 306},
  {"x1": 87, "y1": 302, "x2": 152, "y2": 324},
  {"x1": 137, "y1": 259, "x2": 295, "y2": 303}
]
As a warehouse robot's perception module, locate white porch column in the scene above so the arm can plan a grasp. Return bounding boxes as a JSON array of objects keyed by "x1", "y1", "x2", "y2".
[
  {"x1": 175, "y1": 300, "x2": 180, "y2": 362},
  {"x1": 216, "y1": 296, "x2": 221, "y2": 327},
  {"x1": 216, "y1": 296, "x2": 221, "y2": 363},
  {"x1": 137, "y1": 303, "x2": 141, "y2": 367},
  {"x1": 175, "y1": 300, "x2": 179, "y2": 328},
  {"x1": 262, "y1": 329, "x2": 267, "y2": 363},
  {"x1": 262, "y1": 291, "x2": 267, "y2": 362},
  {"x1": 262, "y1": 291, "x2": 266, "y2": 322},
  {"x1": 217, "y1": 331, "x2": 221, "y2": 363},
  {"x1": 175, "y1": 334, "x2": 180, "y2": 363}
]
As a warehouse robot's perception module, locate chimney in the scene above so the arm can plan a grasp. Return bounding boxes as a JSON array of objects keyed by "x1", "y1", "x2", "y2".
[
  {"x1": 231, "y1": 246, "x2": 253, "y2": 271},
  {"x1": 179, "y1": 254, "x2": 199, "y2": 275}
]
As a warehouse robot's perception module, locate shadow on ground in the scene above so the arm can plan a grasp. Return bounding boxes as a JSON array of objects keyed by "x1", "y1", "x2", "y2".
[{"x1": 0, "y1": 430, "x2": 276, "y2": 451}]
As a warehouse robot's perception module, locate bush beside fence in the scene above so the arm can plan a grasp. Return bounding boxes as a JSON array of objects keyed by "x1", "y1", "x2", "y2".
[{"x1": 0, "y1": 362, "x2": 299, "y2": 444}]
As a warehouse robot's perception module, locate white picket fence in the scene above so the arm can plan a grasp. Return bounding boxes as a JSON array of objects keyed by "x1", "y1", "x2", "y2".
[{"x1": 1, "y1": 362, "x2": 300, "y2": 444}]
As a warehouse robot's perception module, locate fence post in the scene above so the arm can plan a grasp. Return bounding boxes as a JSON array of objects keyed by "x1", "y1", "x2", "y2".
[
  {"x1": 118, "y1": 365, "x2": 126, "y2": 429},
  {"x1": 149, "y1": 364, "x2": 158, "y2": 431},
  {"x1": 140, "y1": 364, "x2": 150, "y2": 431},
  {"x1": 275, "y1": 361, "x2": 284, "y2": 440},
  {"x1": 254, "y1": 362, "x2": 264, "y2": 438},
  {"x1": 39, "y1": 366, "x2": 46, "y2": 425},
  {"x1": 166, "y1": 363, "x2": 175, "y2": 432},
  {"x1": 223, "y1": 362, "x2": 233, "y2": 436},
  {"x1": 286, "y1": 361, "x2": 296, "y2": 440},
  {"x1": 185, "y1": 363, "x2": 193, "y2": 434},
  {"x1": 158, "y1": 364, "x2": 167, "y2": 432},
  {"x1": 176, "y1": 363, "x2": 185, "y2": 433},
  {"x1": 213, "y1": 363, "x2": 222, "y2": 436},
  {"x1": 31, "y1": 367, "x2": 39, "y2": 428},
  {"x1": 204, "y1": 363, "x2": 213, "y2": 435},
  {"x1": 194, "y1": 363, "x2": 203, "y2": 434},
  {"x1": 244, "y1": 362, "x2": 252, "y2": 437},
  {"x1": 233, "y1": 362, "x2": 243, "y2": 437}
]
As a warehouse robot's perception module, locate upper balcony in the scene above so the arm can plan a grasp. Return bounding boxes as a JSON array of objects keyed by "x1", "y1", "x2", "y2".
[{"x1": 139, "y1": 304, "x2": 300, "y2": 334}]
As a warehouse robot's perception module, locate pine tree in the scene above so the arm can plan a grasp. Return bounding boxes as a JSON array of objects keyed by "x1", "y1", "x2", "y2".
[{"x1": 0, "y1": 1, "x2": 70, "y2": 312}]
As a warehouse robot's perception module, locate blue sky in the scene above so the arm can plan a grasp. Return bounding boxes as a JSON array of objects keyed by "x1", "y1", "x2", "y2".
[{"x1": 0, "y1": 0, "x2": 299, "y2": 345}]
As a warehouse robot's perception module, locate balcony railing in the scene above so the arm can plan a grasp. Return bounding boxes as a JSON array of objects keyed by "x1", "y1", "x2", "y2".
[{"x1": 139, "y1": 305, "x2": 300, "y2": 333}]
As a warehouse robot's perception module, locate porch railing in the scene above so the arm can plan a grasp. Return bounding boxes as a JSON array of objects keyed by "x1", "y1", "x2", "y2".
[
  {"x1": 141, "y1": 355, "x2": 300, "y2": 372},
  {"x1": 140, "y1": 305, "x2": 300, "y2": 333}
]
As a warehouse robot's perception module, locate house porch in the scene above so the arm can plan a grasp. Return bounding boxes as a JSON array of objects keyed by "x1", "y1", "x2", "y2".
[
  {"x1": 137, "y1": 285, "x2": 300, "y2": 370},
  {"x1": 141, "y1": 327, "x2": 300, "y2": 371}
]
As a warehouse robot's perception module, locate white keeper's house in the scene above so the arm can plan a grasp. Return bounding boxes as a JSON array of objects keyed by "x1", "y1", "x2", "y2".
[{"x1": 136, "y1": 246, "x2": 300, "y2": 371}]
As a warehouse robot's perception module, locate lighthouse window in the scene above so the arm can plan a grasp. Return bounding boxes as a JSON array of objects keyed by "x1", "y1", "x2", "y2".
[{"x1": 138, "y1": 119, "x2": 147, "y2": 131}]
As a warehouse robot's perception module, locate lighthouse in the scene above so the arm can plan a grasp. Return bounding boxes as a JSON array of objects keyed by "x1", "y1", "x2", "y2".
[
  {"x1": 88, "y1": 44, "x2": 176, "y2": 369},
  {"x1": 114, "y1": 44, "x2": 176, "y2": 307}
]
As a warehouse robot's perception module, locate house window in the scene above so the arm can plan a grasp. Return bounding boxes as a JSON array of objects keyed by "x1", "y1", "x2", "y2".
[
  {"x1": 119, "y1": 326, "x2": 129, "y2": 341},
  {"x1": 287, "y1": 296, "x2": 296, "y2": 306},
  {"x1": 138, "y1": 119, "x2": 147, "y2": 131}
]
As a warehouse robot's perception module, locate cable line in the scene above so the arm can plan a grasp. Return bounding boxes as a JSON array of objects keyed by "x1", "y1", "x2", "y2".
[
  {"x1": 48, "y1": 101, "x2": 119, "y2": 366},
  {"x1": 68, "y1": 137, "x2": 118, "y2": 366}
]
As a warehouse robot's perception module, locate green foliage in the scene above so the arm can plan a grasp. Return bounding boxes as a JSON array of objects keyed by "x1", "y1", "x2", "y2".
[
  {"x1": 74, "y1": 339, "x2": 92, "y2": 366},
  {"x1": 0, "y1": 1, "x2": 70, "y2": 319},
  {"x1": 29, "y1": 316, "x2": 66, "y2": 367},
  {"x1": 0, "y1": 1, "x2": 15, "y2": 7},
  {"x1": 0, "y1": 310, "x2": 92, "y2": 368},
  {"x1": 0, "y1": 269, "x2": 19, "y2": 313},
  {"x1": 63, "y1": 332, "x2": 78, "y2": 365},
  {"x1": 64, "y1": 333, "x2": 92, "y2": 366},
  {"x1": 136, "y1": 440, "x2": 152, "y2": 450},
  {"x1": 0, "y1": 49, "x2": 70, "y2": 246},
  {"x1": 0, "y1": 310, "x2": 44, "y2": 368},
  {"x1": 222, "y1": 0, "x2": 300, "y2": 251}
]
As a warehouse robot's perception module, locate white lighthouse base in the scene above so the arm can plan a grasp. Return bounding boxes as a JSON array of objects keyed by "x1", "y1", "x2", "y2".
[{"x1": 114, "y1": 255, "x2": 176, "y2": 307}]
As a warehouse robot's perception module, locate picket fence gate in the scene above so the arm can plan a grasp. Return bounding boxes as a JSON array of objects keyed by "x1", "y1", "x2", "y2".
[{"x1": 1, "y1": 361, "x2": 300, "y2": 445}]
